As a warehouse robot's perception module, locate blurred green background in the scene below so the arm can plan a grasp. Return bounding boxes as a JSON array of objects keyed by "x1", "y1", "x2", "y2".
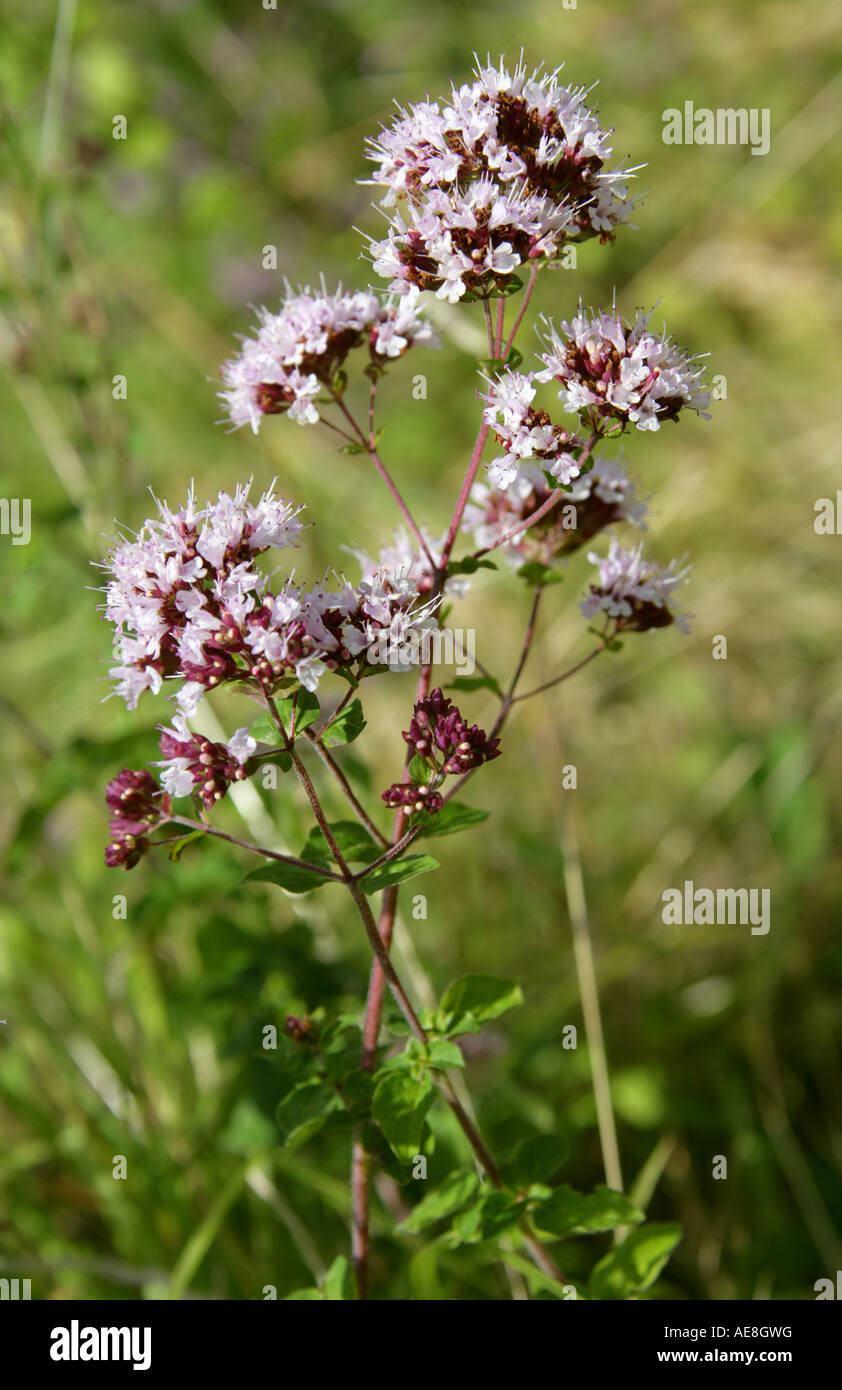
[{"x1": 2, "y1": 0, "x2": 841, "y2": 1300}]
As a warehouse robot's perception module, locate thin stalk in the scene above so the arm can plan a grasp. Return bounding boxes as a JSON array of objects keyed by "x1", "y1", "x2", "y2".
[
  {"x1": 495, "y1": 296, "x2": 505, "y2": 357},
  {"x1": 318, "y1": 685, "x2": 356, "y2": 738},
  {"x1": 440, "y1": 417, "x2": 491, "y2": 564},
  {"x1": 168, "y1": 815, "x2": 341, "y2": 879},
  {"x1": 350, "y1": 1140, "x2": 370, "y2": 1299},
  {"x1": 501, "y1": 262, "x2": 539, "y2": 360},
  {"x1": 351, "y1": 827, "x2": 419, "y2": 879},
  {"x1": 39, "y1": 0, "x2": 78, "y2": 173},
  {"x1": 328, "y1": 386, "x2": 435, "y2": 570},
  {"x1": 559, "y1": 802, "x2": 624, "y2": 1196},
  {"x1": 304, "y1": 731, "x2": 389, "y2": 848},
  {"x1": 482, "y1": 297, "x2": 495, "y2": 355},
  {"x1": 513, "y1": 642, "x2": 609, "y2": 704}
]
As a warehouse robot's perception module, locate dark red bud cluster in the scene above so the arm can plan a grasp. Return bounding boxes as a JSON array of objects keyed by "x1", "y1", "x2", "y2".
[
  {"x1": 104, "y1": 769, "x2": 163, "y2": 870},
  {"x1": 382, "y1": 689, "x2": 501, "y2": 818},
  {"x1": 402, "y1": 688, "x2": 501, "y2": 774},
  {"x1": 285, "y1": 1015, "x2": 313, "y2": 1043},
  {"x1": 381, "y1": 782, "x2": 444, "y2": 814}
]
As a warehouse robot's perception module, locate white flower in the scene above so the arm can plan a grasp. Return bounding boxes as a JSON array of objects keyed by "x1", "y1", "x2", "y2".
[
  {"x1": 295, "y1": 656, "x2": 328, "y2": 692},
  {"x1": 226, "y1": 727, "x2": 258, "y2": 765},
  {"x1": 160, "y1": 762, "x2": 195, "y2": 799}
]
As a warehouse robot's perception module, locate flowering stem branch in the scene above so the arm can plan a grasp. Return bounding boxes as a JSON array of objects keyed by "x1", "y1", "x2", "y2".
[
  {"x1": 318, "y1": 685, "x2": 356, "y2": 738},
  {"x1": 328, "y1": 385, "x2": 435, "y2": 571},
  {"x1": 350, "y1": 826, "x2": 419, "y2": 879},
  {"x1": 443, "y1": 629, "x2": 609, "y2": 809},
  {"x1": 359, "y1": 659, "x2": 433, "y2": 1071},
  {"x1": 303, "y1": 730, "x2": 389, "y2": 849},
  {"x1": 512, "y1": 640, "x2": 610, "y2": 704},
  {"x1": 264, "y1": 690, "x2": 561, "y2": 1292},
  {"x1": 440, "y1": 279, "x2": 537, "y2": 566},
  {"x1": 441, "y1": 416, "x2": 491, "y2": 565},
  {"x1": 167, "y1": 815, "x2": 342, "y2": 878},
  {"x1": 320, "y1": 417, "x2": 361, "y2": 449}
]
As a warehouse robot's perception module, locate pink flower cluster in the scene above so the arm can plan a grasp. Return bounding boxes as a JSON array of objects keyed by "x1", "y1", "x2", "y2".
[
  {"x1": 538, "y1": 305, "x2": 710, "y2": 432},
  {"x1": 102, "y1": 482, "x2": 438, "y2": 716},
  {"x1": 366, "y1": 57, "x2": 636, "y2": 301},
  {"x1": 581, "y1": 538, "x2": 691, "y2": 632},
  {"x1": 157, "y1": 716, "x2": 257, "y2": 804},
  {"x1": 463, "y1": 456, "x2": 646, "y2": 564},
  {"x1": 219, "y1": 283, "x2": 437, "y2": 433},
  {"x1": 481, "y1": 369, "x2": 584, "y2": 489},
  {"x1": 104, "y1": 722, "x2": 263, "y2": 870},
  {"x1": 352, "y1": 527, "x2": 468, "y2": 600}
]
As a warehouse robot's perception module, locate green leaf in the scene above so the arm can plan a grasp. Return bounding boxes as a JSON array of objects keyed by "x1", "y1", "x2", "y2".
[
  {"x1": 372, "y1": 1071, "x2": 435, "y2": 1164},
  {"x1": 497, "y1": 1251, "x2": 579, "y2": 1300},
  {"x1": 259, "y1": 749, "x2": 292, "y2": 772},
  {"x1": 502, "y1": 1134, "x2": 570, "y2": 1187},
  {"x1": 478, "y1": 1191, "x2": 530, "y2": 1241},
  {"x1": 409, "y1": 754, "x2": 431, "y2": 784},
  {"x1": 248, "y1": 714, "x2": 280, "y2": 742},
  {"x1": 320, "y1": 698, "x2": 366, "y2": 747},
  {"x1": 322, "y1": 1255, "x2": 351, "y2": 1301},
  {"x1": 274, "y1": 689, "x2": 320, "y2": 739},
  {"x1": 446, "y1": 675, "x2": 503, "y2": 697},
  {"x1": 477, "y1": 356, "x2": 506, "y2": 376},
  {"x1": 275, "y1": 1079, "x2": 343, "y2": 1150},
  {"x1": 359, "y1": 1123, "x2": 408, "y2": 1185},
  {"x1": 167, "y1": 829, "x2": 204, "y2": 863},
  {"x1": 245, "y1": 860, "x2": 332, "y2": 894},
  {"x1": 358, "y1": 854, "x2": 440, "y2": 894},
  {"x1": 505, "y1": 346, "x2": 523, "y2": 369},
  {"x1": 589, "y1": 1222, "x2": 682, "y2": 1300},
  {"x1": 439, "y1": 975, "x2": 523, "y2": 1029},
  {"x1": 517, "y1": 560, "x2": 563, "y2": 588},
  {"x1": 446, "y1": 555, "x2": 498, "y2": 576},
  {"x1": 416, "y1": 802, "x2": 490, "y2": 838},
  {"x1": 402, "y1": 1169, "x2": 480, "y2": 1233},
  {"x1": 300, "y1": 820, "x2": 379, "y2": 866},
  {"x1": 424, "y1": 1038, "x2": 465, "y2": 1070},
  {"x1": 449, "y1": 1199, "x2": 484, "y2": 1245},
  {"x1": 532, "y1": 1184, "x2": 643, "y2": 1239}
]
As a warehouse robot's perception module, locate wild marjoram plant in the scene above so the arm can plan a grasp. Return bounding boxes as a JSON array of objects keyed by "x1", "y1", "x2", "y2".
[{"x1": 97, "y1": 57, "x2": 711, "y2": 1301}]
